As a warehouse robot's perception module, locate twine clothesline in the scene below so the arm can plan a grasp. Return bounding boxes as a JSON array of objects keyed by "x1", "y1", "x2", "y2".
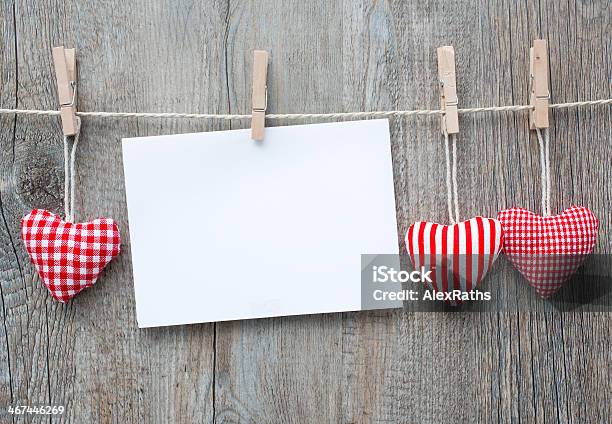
[
  {"x1": 4, "y1": 97, "x2": 608, "y2": 223},
  {"x1": 0, "y1": 99, "x2": 610, "y2": 121}
]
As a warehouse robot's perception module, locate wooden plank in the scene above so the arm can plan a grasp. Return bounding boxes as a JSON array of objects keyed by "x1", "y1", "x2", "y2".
[
  {"x1": 0, "y1": 0, "x2": 227, "y2": 422},
  {"x1": 0, "y1": 0, "x2": 59, "y2": 417},
  {"x1": 538, "y1": 1, "x2": 612, "y2": 422},
  {"x1": 499, "y1": 2, "x2": 555, "y2": 422},
  {"x1": 341, "y1": 1, "x2": 515, "y2": 421},
  {"x1": 56, "y1": 0, "x2": 227, "y2": 420},
  {"x1": 213, "y1": 0, "x2": 345, "y2": 422},
  {"x1": 0, "y1": 0, "x2": 18, "y2": 414}
]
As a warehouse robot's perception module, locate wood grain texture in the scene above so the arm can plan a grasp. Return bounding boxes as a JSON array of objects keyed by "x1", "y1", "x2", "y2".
[
  {"x1": 215, "y1": 2, "x2": 344, "y2": 422},
  {"x1": 0, "y1": 0, "x2": 610, "y2": 423}
]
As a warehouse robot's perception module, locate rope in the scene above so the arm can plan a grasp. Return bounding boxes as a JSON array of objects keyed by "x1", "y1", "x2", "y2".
[
  {"x1": 62, "y1": 117, "x2": 81, "y2": 222},
  {"x1": 0, "y1": 98, "x2": 610, "y2": 121},
  {"x1": 443, "y1": 130, "x2": 460, "y2": 224},
  {"x1": 451, "y1": 133, "x2": 459, "y2": 223},
  {"x1": 2, "y1": 98, "x2": 606, "y2": 223},
  {"x1": 536, "y1": 127, "x2": 551, "y2": 216}
]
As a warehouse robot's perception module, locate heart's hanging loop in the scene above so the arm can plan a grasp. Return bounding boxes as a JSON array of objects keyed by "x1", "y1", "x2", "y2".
[
  {"x1": 536, "y1": 127, "x2": 551, "y2": 216},
  {"x1": 443, "y1": 128, "x2": 460, "y2": 224},
  {"x1": 63, "y1": 116, "x2": 81, "y2": 222}
]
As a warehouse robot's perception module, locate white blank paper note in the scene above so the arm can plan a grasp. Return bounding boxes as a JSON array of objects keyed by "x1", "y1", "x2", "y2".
[{"x1": 122, "y1": 119, "x2": 399, "y2": 327}]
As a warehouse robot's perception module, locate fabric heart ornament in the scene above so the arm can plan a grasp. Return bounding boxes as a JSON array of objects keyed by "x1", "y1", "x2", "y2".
[
  {"x1": 21, "y1": 209, "x2": 121, "y2": 302},
  {"x1": 497, "y1": 205, "x2": 598, "y2": 298},
  {"x1": 405, "y1": 217, "x2": 503, "y2": 304}
]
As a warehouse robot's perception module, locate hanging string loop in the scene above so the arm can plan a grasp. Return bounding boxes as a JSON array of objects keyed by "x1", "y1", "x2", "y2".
[
  {"x1": 535, "y1": 127, "x2": 551, "y2": 216},
  {"x1": 62, "y1": 117, "x2": 81, "y2": 222},
  {"x1": 443, "y1": 128, "x2": 460, "y2": 224}
]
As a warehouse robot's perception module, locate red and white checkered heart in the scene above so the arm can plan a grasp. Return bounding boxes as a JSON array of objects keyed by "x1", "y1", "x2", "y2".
[
  {"x1": 497, "y1": 206, "x2": 598, "y2": 298},
  {"x1": 405, "y1": 217, "x2": 503, "y2": 303},
  {"x1": 21, "y1": 209, "x2": 121, "y2": 303}
]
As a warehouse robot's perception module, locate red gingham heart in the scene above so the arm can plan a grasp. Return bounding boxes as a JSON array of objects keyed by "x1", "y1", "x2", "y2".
[
  {"x1": 405, "y1": 217, "x2": 503, "y2": 304},
  {"x1": 497, "y1": 205, "x2": 598, "y2": 298},
  {"x1": 21, "y1": 209, "x2": 121, "y2": 303}
]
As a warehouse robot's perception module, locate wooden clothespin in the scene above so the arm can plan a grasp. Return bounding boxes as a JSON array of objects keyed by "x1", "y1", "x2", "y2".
[
  {"x1": 52, "y1": 46, "x2": 78, "y2": 136},
  {"x1": 529, "y1": 39, "x2": 549, "y2": 129},
  {"x1": 251, "y1": 50, "x2": 269, "y2": 141},
  {"x1": 437, "y1": 46, "x2": 459, "y2": 134}
]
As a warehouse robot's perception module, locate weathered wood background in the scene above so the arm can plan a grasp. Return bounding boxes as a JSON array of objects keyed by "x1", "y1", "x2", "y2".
[{"x1": 1, "y1": 1, "x2": 610, "y2": 423}]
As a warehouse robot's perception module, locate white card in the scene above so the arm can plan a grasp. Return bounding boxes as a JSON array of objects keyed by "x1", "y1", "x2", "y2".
[{"x1": 122, "y1": 119, "x2": 400, "y2": 327}]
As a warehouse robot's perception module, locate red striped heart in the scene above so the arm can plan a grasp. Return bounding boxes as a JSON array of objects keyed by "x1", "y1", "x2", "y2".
[
  {"x1": 497, "y1": 205, "x2": 598, "y2": 298},
  {"x1": 21, "y1": 209, "x2": 121, "y2": 303},
  {"x1": 405, "y1": 217, "x2": 503, "y2": 304}
]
